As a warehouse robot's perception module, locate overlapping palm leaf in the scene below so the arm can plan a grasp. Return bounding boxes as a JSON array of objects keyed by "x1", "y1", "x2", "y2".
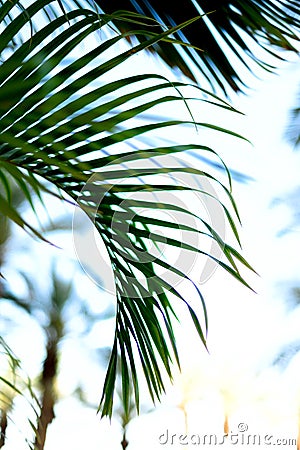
[
  {"x1": 99, "y1": 0, "x2": 300, "y2": 94},
  {"x1": 0, "y1": 0, "x2": 253, "y2": 416}
]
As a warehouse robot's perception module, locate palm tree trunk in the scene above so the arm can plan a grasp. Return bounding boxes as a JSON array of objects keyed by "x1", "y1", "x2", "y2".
[
  {"x1": 34, "y1": 340, "x2": 57, "y2": 450},
  {"x1": 0, "y1": 409, "x2": 8, "y2": 448},
  {"x1": 121, "y1": 432, "x2": 128, "y2": 449},
  {"x1": 223, "y1": 413, "x2": 229, "y2": 436}
]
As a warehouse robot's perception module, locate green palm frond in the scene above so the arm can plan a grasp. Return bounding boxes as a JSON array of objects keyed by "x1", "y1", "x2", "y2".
[{"x1": 0, "y1": 0, "x2": 254, "y2": 416}]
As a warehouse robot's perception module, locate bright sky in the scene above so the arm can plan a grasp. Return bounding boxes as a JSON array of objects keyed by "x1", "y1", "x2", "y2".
[{"x1": 1, "y1": 13, "x2": 300, "y2": 450}]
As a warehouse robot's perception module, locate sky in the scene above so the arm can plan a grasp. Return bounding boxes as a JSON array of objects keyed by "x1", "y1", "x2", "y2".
[{"x1": 1, "y1": 10, "x2": 300, "y2": 450}]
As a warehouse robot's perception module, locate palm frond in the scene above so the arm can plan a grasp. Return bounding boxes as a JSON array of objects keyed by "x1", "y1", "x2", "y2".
[
  {"x1": 97, "y1": 0, "x2": 300, "y2": 95},
  {"x1": 0, "y1": 0, "x2": 254, "y2": 416}
]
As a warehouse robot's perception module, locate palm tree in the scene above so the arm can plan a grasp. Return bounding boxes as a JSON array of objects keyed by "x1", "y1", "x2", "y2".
[{"x1": 1, "y1": 0, "x2": 298, "y2": 422}]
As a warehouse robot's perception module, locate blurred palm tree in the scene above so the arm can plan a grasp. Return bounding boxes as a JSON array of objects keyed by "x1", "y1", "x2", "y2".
[
  {"x1": 32, "y1": 268, "x2": 72, "y2": 450},
  {"x1": 0, "y1": 178, "x2": 83, "y2": 449}
]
